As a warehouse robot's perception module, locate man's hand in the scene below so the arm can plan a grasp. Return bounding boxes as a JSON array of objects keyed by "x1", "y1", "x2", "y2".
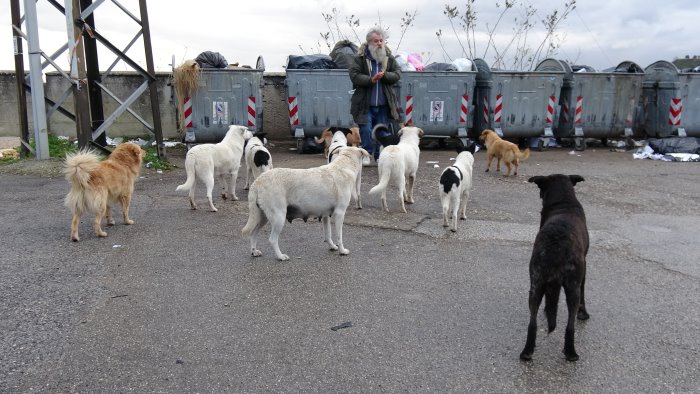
[{"x1": 371, "y1": 71, "x2": 385, "y2": 83}]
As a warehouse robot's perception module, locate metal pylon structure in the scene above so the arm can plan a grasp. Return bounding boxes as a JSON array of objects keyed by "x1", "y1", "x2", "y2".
[{"x1": 10, "y1": 0, "x2": 164, "y2": 160}]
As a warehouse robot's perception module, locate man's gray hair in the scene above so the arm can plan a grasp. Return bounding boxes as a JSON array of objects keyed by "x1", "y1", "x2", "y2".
[{"x1": 366, "y1": 26, "x2": 389, "y2": 43}]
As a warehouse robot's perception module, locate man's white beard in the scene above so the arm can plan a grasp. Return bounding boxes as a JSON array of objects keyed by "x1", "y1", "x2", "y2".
[{"x1": 369, "y1": 43, "x2": 387, "y2": 67}]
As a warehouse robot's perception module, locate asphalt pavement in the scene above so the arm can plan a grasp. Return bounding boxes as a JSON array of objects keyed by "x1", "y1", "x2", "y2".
[{"x1": 1, "y1": 140, "x2": 699, "y2": 392}]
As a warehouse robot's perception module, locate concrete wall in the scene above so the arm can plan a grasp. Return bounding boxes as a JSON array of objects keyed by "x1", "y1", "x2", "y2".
[{"x1": 0, "y1": 70, "x2": 293, "y2": 142}]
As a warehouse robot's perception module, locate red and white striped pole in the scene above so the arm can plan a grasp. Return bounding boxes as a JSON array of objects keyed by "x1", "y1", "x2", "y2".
[
  {"x1": 494, "y1": 94, "x2": 503, "y2": 124},
  {"x1": 574, "y1": 96, "x2": 583, "y2": 124},
  {"x1": 183, "y1": 96, "x2": 193, "y2": 129},
  {"x1": 669, "y1": 98, "x2": 682, "y2": 126},
  {"x1": 459, "y1": 95, "x2": 469, "y2": 123},
  {"x1": 545, "y1": 95, "x2": 555, "y2": 124},
  {"x1": 405, "y1": 95, "x2": 413, "y2": 125},
  {"x1": 562, "y1": 96, "x2": 570, "y2": 124},
  {"x1": 482, "y1": 96, "x2": 489, "y2": 126},
  {"x1": 288, "y1": 96, "x2": 299, "y2": 126},
  {"x1": 247, "y1": 96, "x2": 256, "y2": 129}
]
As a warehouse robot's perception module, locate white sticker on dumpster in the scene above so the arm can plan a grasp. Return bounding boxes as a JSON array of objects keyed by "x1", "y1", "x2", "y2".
[
  {"x1": 213, "y1": 101, "x2": 228, "y2": 124},
  {"x1": 430, "y1": 101, "x2": 444, "y2": 122}
]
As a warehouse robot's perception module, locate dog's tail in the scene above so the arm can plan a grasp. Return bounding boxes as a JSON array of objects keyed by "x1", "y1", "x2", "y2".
[
  {"x1": 518, "y1": 148, "x2": 531, "y2": 160},
  {"x1": 175, "y1": 155, "x2": 196, "y2": 192},
  {"x1": 368, "y1": 165, "x2": 391, "y2": 196},
  {"x1": 241, "y1": 187, "x2": 262, "y2": 236},
  {"x1": 544, "y1": 285, "x2": 560, "y2": 333},
  {"x1": 63, "y1": 150, "x2": 101, "y2": 211},
  {"x1": 314, "y1": 135, "x2": 326, "y2": 145}
]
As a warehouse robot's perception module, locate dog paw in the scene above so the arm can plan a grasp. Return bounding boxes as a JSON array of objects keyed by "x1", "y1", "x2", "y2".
[
  {"x1": 209, "y1": 207, "x2": 218, "y2": 212},
  {"x1": 564, "y1": 351, "x2": 579, "y2": 362},
  {"x1": 328, "y1": 243, "x2": 339, "y2": 251},
  {"x1": 339, "y1": 248, "x2": 349, "y2": 255},
  {"x1": 277, "y1": 254, "x2": 290, "y2": 261},
  {"x1": 450, "y1": 228, "x2": 457, "y2": 233},
  {"x1": 251, "y1": 249, "x2": 262, "y2": 257},
  {"x1": 107, "y1": 220, "x2": 116, "y2": 226},
  {"x1": 71, "y1": 236, "x2": 80, "y2": 242},
  {"x1": 97, "y1": 231, "x2": 108, "y2": 238},
  {"x1": 519, "y1": 351, "x2": 533, "y2": 361},
  {"x1": 577, "y1": 310, "x2": 590, "y2": 320},
  {"x1": 124, "y1": 219, "x2": 134, "y2": 225}
]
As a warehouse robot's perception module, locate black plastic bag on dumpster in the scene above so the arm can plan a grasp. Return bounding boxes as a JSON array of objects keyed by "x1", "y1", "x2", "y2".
[
  {"x1": 648, "y1": 137, "x2": 700, "y2": 155},
  {"x1": 301, "y1": 136, "x2": 325, "y2": 154},
  {"x1": 424, "y1": 62, "x2": 458, "y2": 71},
  {"x1": 330, "y1": 40, "x2": 359, "y2": 69},
  {"x1": 287, "y1": 54, "x2": 338, "y2": 70},
  {"x1": 195, "y1": 51, "x2": 228, "y2": 68}
]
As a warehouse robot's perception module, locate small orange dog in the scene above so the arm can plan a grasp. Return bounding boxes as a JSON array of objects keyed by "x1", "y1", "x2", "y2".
[
  {"x1": 63, "y1": 142, "x2": 145, "y2": 241},
  {"x1": 478, "y1": 129, "x2": 530, "y2": 176},
  {"x1": 314, "y1": 126, "x2": 361, "y2": 158}
]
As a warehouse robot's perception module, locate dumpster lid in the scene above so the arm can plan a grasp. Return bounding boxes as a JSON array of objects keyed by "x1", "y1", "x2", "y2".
[
  {"x1": 613, "y1": 61, "x2": 644, "y2": 73},
  {"x1": 644, "y1": 60, "x2": 680, "y2": 86},
  {"x1": 256, "y1": 56, "x2": 265, "y2": 71}
]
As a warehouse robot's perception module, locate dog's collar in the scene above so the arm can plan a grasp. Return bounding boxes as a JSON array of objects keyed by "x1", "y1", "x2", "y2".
[
  {"x1": 328, "y1": 145, "x2": 343, "y2": 161},
  {"x1": 451, "y1": 165, "x2": 463, "y2": 180}
]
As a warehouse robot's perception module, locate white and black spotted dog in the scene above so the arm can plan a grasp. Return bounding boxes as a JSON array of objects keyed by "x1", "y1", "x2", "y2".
[
  {"x1": 243, "y1": 135, "x2": 273, "y2": 190},
  {"x1": 439, "y1": 143, "x2": 477, "y2": 232}
]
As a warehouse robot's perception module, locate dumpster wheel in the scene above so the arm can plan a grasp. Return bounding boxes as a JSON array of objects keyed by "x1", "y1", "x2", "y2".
[
  {"x1": 574, "y1": 138, "x2": 587, "y2": 151},
  {"x1": 296, "y1": 138, "x2": 303, "y2": 154}
]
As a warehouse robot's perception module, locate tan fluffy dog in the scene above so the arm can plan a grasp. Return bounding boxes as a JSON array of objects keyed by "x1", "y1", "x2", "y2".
[
  {"x1": 314, "y1": 126, "x2": 361, "y2": 158},
  {"x1": 64, "y1": 142, "x2": 145, "y2": 241},
  {"x1": 478, "y1": 129, "x2": 531, "y2": 176}
]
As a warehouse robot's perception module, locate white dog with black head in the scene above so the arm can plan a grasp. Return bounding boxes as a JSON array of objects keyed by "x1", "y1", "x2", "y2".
[
  {"x1": 243, "y1": 135, "x2": 272, "y2": 190},
  {"x1": 439, "y1": 143, "x2": 477, "y2": 232}
]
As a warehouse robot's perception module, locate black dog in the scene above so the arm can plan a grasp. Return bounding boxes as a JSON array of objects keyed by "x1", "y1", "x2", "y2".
[{"x1": 520, "y1": 174, "x2": 590, "y2": 362}]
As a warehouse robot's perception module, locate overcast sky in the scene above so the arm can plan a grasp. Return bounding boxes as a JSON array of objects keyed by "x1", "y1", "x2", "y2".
[{"x1": 1, "y1": 0, "x2": 698, "y2": 73}]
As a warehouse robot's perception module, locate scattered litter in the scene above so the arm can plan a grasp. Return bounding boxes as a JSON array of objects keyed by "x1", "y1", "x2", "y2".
[
  {"x1": 330, "y1": 322, "x2": 352, "y2": 331},
  {"x1": 449, "y1": 157, "x2": 456, "y2": 161},
  {"x1": 145, "y1": 162, "x2": 153, "y2": 168},
  {"x1": 156, "y1": 169, "x2": 163, "y2": 174},
  {"x1": 568, "y1": 150, "x2": 576, "y2": 155},
  {"x1": 633, "y1": 145, "x2": 700, "y2": 161},
  {"x1": 110, "y1": 294, "x2": 128, "y2": 298},
  {"x1": 113, "y1": 244, "x2": 122, "y2": 248},
  {"x1": 175, "y1": 359, "x2": 184, "y2": 365},
  {"x1": 433, "y1": 164, "x2": 440, "y2": 168},
  {"x1": 426, "y1": 161, "x2": 439, "y2": 164}
]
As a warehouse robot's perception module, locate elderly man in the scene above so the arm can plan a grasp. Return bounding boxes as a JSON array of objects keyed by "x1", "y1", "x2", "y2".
[{"x1": 349, "y1": 26, "x2": 402, "y2": 165}]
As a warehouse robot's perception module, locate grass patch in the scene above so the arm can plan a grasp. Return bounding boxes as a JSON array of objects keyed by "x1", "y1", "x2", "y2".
[{"x1": 143, "y1": 145, "x2": 173, "y2": 171}]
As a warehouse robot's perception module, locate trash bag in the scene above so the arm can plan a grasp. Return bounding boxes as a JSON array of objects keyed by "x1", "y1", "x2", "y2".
[
  {"x1": 330, "y1": 40, "x2": 358, "y2": 69},
  {"x1": 286, "y1": 54, "x2": 338, "y2": 70},
  {"x1": 195, "y1": 51, "x2": 228, "y2": 68},
  {"x1": 424, "y1": 62, "x2": 458, "y2": 71},
  {"x1": 648, "y1": 137, "x2": 700, "y2": 155},
  {"x1": 452, "y1": 58, "x2": 473, "y2": 71},
  {"x1": 406, "y1": 53, "x2": 425, "y2": 71},
  {"x1": 301, "y1": 136, "x2": 325, "y2": 154},
  {"x1": 395, "y1": 53, "x2": 416, "y2": 71}
]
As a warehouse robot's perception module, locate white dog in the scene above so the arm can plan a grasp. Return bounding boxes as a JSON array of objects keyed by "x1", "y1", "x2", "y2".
[
  {"x1": 241, "y1": 146, "x2": 369, "y2": 261},
  {"x1": 243, "y1": 136, "x2": 273, "y2": 190},
  {"x1": 176, "y1": 125, "x2": 253, "y2": 211},
  {"x1": 439, "y1": 144, "x2": 477, "y2": 232},
  {"x1": 368, "y1": 126, "x2": 423, "y2": 213}
]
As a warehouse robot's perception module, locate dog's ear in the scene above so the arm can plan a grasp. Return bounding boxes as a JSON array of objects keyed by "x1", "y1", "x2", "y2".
[
  {"x1": 465, "y1": 143, "x2": 477, "y2": 154},
  {"x1": 569, "y1": 175, "x2": 585, "y2": 185},
  {"x1": 528, "y1": 176, "x2": 546, "y2": 186},
  {"x1": 397, "y1": 128, "x2": 404, "y2": 137}
]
